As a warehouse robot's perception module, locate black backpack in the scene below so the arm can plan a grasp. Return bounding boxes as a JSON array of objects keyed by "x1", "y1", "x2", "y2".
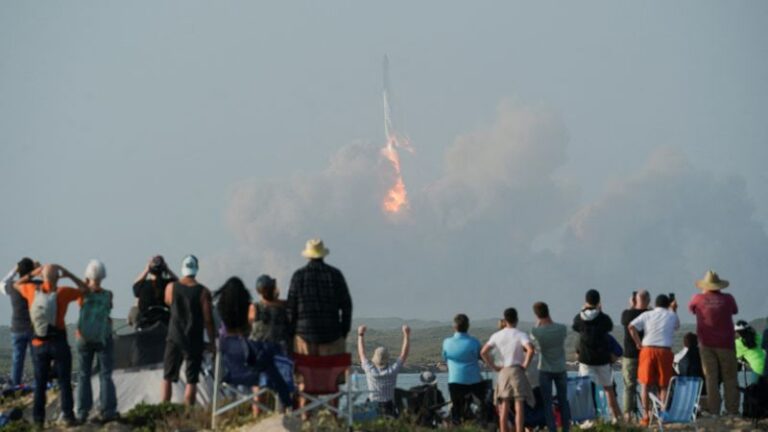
[{"x1": 742, "y1": 376, "x2": 768, "y2": 423}]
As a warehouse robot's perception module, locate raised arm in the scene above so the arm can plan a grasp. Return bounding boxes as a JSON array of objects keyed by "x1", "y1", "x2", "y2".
[
  {"x1": 356, "y1": 325, "x2": 368, "y2": 364},
  {"x1": 133, "y1": 261, "x2": 151, "y2": 285},
  {"x1": 399, "y1": 325, "x2": 411, "y2": 364},
  {"x1": 1, "y1": 265, "x2": 16, "y2": 295},
  {"x1": 59, "y1": 266, "x2": 87, "y2": 292}
]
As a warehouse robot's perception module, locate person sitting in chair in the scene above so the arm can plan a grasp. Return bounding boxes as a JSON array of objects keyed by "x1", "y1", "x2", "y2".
[{"x1": 357, "y1": 324, "x2": 410, "y2": 417}]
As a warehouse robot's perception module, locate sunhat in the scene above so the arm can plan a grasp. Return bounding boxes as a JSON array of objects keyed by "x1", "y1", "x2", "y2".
[
  {"x1": 372, "y1": 346, "x2": 390, "y2": 369},
  {"x1": 181, "y1": 255, "x2": 199, "y2": 277},
  {"x1": 301, "y1": 239, "x2": 329, "y2": 259},
  {"x1": 420, "y1": 371, "x2": 437, "y2": 385},
  {"x1": 695, "y1": 270, "x2": 729, "y2": 291}
]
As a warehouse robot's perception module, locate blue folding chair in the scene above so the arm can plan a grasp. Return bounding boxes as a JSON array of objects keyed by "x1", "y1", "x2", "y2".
[
  {"x1": 648, "y1": 376, "x2": 703, "y2": 431},
  {"x1": 567, "y1": 376, "x2": 597, "y2": 424}
]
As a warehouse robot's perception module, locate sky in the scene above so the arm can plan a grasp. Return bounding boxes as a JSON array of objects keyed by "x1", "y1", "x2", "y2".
[{"x1": 1, "y1": 1, "x2": 767, "y2": 324}]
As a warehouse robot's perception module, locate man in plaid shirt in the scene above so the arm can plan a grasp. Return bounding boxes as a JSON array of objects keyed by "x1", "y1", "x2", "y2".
[{"x1": 287, "y1": 239, "x2": 353, "y2": 356}]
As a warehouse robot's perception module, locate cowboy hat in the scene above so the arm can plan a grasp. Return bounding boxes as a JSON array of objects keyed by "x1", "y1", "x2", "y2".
[
  {"x1": 695, "y1": 270, "x2": 729, "y2": 291},
  {"x1": 301, "y1": 239, "x2": 330, "y2": 259}
]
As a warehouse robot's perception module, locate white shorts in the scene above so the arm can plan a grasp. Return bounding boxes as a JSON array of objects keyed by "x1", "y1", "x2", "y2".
[{"x1": 578, "y1": 363, "x2": 614, "y2": 388}]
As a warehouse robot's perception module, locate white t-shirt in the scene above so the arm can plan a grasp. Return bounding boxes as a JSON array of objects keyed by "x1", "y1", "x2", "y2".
[
  {"x1": 629, "y1": 307, "x2": 680, "y2": 347},
  {"x1": 485, "y1": 327, "x2": 531, "y2": 367}
]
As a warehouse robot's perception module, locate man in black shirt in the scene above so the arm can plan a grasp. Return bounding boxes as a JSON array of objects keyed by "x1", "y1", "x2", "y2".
[
  {"x1": 132, "y1": 256, "x2": 177, "y2": 329},
  {"x1": 620, "y1": 290, "x2": 649, "y2": 422},
  {"x1": 1, "y1": 257, "x2": 39, "y2": 387}
]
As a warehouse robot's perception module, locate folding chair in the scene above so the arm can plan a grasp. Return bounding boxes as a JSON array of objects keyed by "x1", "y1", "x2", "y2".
[
  {"x1": 648, "y1": 376, "x2": 703, "y2": 432},
  {"x1": 290, "y1": 353, "x2": 354, "y2": 424},
  {"x1": 566, "y1": 376, "x2": 598, "y2": 424},
  {"x1": 211, "y1": 336, "x2": 294, "y2": 430}
]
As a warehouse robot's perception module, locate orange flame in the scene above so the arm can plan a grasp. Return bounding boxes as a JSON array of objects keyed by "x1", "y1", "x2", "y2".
[{"x1": 382, "y1": 136, "x2": 409, "y2": 213}]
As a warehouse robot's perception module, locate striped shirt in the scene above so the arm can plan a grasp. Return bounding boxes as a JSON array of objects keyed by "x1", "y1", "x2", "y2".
[{"x1": 362, "y1": 358, "x2": 403, "y2": 402}]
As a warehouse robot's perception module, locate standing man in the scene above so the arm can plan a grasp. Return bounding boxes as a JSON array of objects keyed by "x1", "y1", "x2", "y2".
[
  {"x1": 531, "y1": 302, "x2": 570, "y2": 432},
  {"x1": 161, "y1": 255, "x2": 216, "y2": 406},
  {"x1": 442, "y1": 313, "x2": 484, "y2": 425},
  {"x1": 620, "y1": 290, "x2": 650, "y2": 422},
  {"x1": 572, "y1": 289, "x2": 622, "y2": 423},
  {"x1": 1, "y1": 258, "x2": 39, "y2": 387},
  {"x1": 132, "y1": 255, "x2": 177, "y2": 329},
  {"x1": 481, "y1": 308, "x2": 535, "y2": 432},
  {"x1": 15, "y1": 264, "x2": 87, "y2": 428},
  {"x1": 688, "y1": 270, "x2": 739, "y2": 417},
  {"x1": 287, "y1": 239, "x2": 352, "y2": 356},
  {"x1": 628, "y1": 294, "x2": 680, "y2": 426}
]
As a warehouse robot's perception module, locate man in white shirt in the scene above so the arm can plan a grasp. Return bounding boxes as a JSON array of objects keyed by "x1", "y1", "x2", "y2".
[
  {"x1": 481, "y1": 308, "x2": 535, "y2": 432},
  {"x1": 629, "y1": 294, "x2": 679, "y2": 425}
]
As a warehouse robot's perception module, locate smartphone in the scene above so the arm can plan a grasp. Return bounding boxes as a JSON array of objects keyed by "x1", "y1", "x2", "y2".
[
  {"x1": 631, "y1": 291, "x2": 637, "y2": 306},
  {"x1": 668, "y1": 292, "x2": 676, "y2": 302}
]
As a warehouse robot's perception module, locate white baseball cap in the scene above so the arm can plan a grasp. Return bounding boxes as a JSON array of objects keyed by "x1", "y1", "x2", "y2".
[{"x1": 181, "y1": 255, "x2": 199, "y2": 277}]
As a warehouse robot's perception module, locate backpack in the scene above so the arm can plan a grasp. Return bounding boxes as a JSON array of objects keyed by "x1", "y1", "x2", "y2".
[
  {"x1": 30, "y1": 288, "x2": 58, "y2": 338},
  {"x1": 78, "y1": 290, "x2": 112, "y2": 347}
]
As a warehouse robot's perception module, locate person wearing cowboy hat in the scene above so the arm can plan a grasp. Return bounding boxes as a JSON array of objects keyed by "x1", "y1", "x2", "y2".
[
  {"x1": 287, "y1": 239, "x2": 352, "y2": 357},
  {"x1": 688, "y1": 270, "x2": 740, "y2": 416}
]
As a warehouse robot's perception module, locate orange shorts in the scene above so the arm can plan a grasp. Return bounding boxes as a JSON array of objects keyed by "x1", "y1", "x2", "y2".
[{"x1": 638, "y1": 347, "x2": 674, "y2": 387}]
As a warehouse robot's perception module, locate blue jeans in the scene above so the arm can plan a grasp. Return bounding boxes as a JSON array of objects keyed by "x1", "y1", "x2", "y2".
[
  {"x1": 10, "y1": 331, "x2": 35, "y2": 386},
  {"x1": 32, "y1": 335, "x2": 74, "y2": 423},
  {"x1": 76, "y1": 338, "x2": 117, "y2": 420},
  {"x1": 540, "y1": 371, "x2": 570, "y2": 432}
]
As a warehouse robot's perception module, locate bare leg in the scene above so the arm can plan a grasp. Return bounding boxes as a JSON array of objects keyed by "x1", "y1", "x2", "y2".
[
  {"x1": 184, "y1": 383, "x2": 197, "y2": 406},
  {"x1": 161, "y1": 380, "x2": 172, "y2": 402},
  {"x1": 640, "y1": 384, "x2": 650, "y2": 420},
  {"x1": 658, "y1": 386, "x2": 667, "y2": 410},
  {"x1": 605, "y1": 386, "x2": 622, "y2": 420},
  {"x1": 499, "y1": 400, "x2": 510, "y2": 432},
  {"x1": 515, "y1": 399, "x2": 525, "y2": 432}
]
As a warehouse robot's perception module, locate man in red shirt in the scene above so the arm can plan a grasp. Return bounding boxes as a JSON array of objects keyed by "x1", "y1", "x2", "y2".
[
  {"x1": 15, "y1": 264, "x2": 87, "y2": 428},
  {"x1": 688, "y1": 270, "x2": 739, "y2": 416}
]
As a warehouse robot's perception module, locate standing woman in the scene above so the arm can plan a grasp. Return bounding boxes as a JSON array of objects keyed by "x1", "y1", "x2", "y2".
[
  {"x1": 248, "y1": 275, "x2": 291, "y2": 416},
  {"x1": 76, "y1": 260, "x2": 118, "y2": 423}
]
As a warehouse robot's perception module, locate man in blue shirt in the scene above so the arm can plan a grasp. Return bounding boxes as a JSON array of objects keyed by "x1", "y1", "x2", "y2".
[{"x1": 442, "y1": 314, "x2": 484, "y2": 425}]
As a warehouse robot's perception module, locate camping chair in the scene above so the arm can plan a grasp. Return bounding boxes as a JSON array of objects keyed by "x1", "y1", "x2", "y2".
[
  {"x1": 211, "y1": 336, "x2": 294, "y2": 430},
  {"x1": 567, "y1": 376, "x2": 597, "y2": 424},
  {"x1": 290, "y1": 353, "x2": 354, "y2": 424},
  {"x1": 648, "y1": 376, "x2": 703, "y2": 432}
]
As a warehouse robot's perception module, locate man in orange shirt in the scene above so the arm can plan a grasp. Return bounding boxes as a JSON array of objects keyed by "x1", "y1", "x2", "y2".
[{"x1": 15, "y1": 264, "x2": 87, "y2": 428}]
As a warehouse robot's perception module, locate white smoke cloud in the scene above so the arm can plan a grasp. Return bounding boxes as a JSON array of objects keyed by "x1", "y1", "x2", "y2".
[{"x1": 212, "y1": 102, "x2": 768, "y2": 322}]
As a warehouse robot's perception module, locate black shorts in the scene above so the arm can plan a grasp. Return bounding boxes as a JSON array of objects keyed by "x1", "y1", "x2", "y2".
[{"x1": 163, "y1": 341, "x2": 203, "y2": 384}]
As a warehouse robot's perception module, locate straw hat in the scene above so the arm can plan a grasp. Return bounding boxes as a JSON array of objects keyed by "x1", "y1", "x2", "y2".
[
  {"x1": 301, "y1": 239, "x2": 329, "y2": 259},
  {"x1": 695, "y1": 270, "x2": 729, "y2": 291}
]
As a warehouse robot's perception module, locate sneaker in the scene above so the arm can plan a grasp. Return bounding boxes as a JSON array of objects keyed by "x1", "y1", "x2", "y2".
[
  {"x1": 611, "y1": 417, "x2": 620, "y2": 425},
  {"x1": 639, "y1": 417, "x2": 650, "y2": 427},
  {"x1": 60, "y1": 417, "x2": 80, "y2": 428},
  {"x1": 580, "y1": 420, "x2": 596, "y2": 429}
]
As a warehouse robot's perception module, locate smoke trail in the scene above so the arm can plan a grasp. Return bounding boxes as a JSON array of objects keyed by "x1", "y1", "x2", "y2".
[{"x1": 381, "y1": 55, "x2": 411, "y2": 214}]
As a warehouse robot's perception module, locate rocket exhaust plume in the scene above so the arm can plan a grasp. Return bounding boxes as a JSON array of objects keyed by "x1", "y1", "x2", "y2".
[{"x1": 381, "y1": 55, "x2": 412, "y2": 214}]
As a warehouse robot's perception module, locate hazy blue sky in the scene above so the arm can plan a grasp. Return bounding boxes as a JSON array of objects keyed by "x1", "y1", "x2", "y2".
[{"x1": 2, "y1": 1, "x2": 767, "y2": 323}]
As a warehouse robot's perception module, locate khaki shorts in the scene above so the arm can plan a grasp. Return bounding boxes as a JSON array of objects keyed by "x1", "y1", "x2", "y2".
[
  {"x1": 495, "y1": 366, "x2": 534, "y2": 406},
  {"x1": 293, "y1": 335, "x2": 346, "y2": 356}
]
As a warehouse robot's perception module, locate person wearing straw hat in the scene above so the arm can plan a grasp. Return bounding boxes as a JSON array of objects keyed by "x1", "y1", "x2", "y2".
[
  {"x1": 688, "y1": 270, "x2": 739, "y2": 416},
  {"x1": 287, "y1": 239, "x2": 352, "y2": 356}
]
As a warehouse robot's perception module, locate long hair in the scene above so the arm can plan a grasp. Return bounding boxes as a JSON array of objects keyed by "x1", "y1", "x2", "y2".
[{"x1": 214, "y1": 277, "x2": 252, "y2": 333}]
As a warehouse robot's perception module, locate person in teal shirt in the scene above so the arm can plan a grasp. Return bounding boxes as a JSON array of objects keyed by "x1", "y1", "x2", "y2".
[
  {"x1": 735, "y1": 320, "x2": 765, "y2": 384},
  {"x1": 442, "y1": 314, "x2": 483, "y2": 425}
]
